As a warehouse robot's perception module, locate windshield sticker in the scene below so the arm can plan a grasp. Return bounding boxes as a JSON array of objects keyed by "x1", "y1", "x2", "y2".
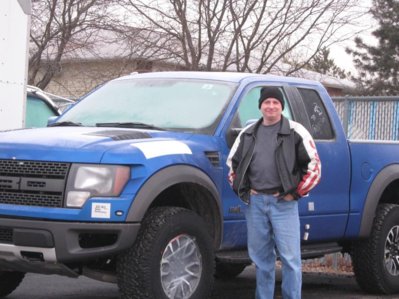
[
  {"x1": 132, "y1": 141, "x2": 192, "y2": 159},
  {"x1": 91, "y1": 203, "x2": 111, "y2": 219},
  {"x1": 202, "y1": 84, "x2": 213, "y2": 90}
]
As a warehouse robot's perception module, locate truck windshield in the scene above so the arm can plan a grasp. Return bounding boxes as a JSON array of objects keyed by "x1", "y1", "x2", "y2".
[{"x1": 57, "y1": 78, "x2": 237, "y2": 134}]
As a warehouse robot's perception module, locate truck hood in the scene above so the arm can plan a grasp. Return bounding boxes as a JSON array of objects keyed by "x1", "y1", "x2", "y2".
[{"x1": 0, "y1": 127, "x2": 192, "y2": 163}]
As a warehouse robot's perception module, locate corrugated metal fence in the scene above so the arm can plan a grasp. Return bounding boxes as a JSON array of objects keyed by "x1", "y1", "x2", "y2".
[{"x1": 332, "y1": 96, "x2": 399, "y2": 140}]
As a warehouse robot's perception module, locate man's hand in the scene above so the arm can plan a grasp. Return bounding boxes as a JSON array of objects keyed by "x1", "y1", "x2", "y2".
[
  {"x1": 283, "y1": 193, "x2": 295, "y2": 201},
  {"x1": 228, "y1": 173, "x2": 236, "y2": 186},
  {"x1": 275, "y1": 193, "x2": 295, "y2": 201}
]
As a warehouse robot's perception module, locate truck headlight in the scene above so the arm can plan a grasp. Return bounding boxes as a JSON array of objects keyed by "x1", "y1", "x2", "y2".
[{"x1": 65, "y1": 164, "x2": 130, "y2": 208}]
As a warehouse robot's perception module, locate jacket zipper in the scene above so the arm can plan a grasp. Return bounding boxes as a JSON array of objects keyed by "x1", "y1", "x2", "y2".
[
  {"x1": 276, "y1": 135, "x2": 295, "y2": 193},
  {"x1": 238, "y1": 134, "x2": 256, "y2": 203}
]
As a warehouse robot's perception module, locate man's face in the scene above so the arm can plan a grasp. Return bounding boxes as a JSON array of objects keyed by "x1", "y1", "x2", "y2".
[{"x1": 260, "y1": 98, "x2": 283, "y2": 124}]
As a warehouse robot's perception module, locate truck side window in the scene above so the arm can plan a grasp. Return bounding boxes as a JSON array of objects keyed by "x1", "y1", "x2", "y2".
[
  {"x1": 235, "y1": 86, "x2": 292, "y2": 128},
  {"x1": 298, "y1": 88, "x2": 334, "y2": 140}
]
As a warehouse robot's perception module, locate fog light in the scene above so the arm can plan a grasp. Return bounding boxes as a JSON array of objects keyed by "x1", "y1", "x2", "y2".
[{"x1": 66, "y1": 191, "x2": 90, "y2": 208}]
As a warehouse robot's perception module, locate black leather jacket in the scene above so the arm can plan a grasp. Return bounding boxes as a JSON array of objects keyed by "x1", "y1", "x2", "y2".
[{"x1": 227, "y1": 117, "x2": 321, "y2": 204}]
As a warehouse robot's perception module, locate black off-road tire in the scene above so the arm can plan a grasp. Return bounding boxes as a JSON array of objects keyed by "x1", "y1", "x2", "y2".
[
  {"x1": 214, "y1": 262, "x2": 248, "y2": 280},
  {"x1": 0, "y1": 271, "x2": 25, "y2": 297},
  {"x1": 117, "y1": 207, "x2": 215, "y2": 299},
  {"x1": 351, "y1": 204, "x2": 399, "y2": 294}
]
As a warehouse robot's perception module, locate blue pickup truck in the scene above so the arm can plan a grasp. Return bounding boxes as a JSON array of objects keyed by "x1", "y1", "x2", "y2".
[{"x1": 0, "y1": 72, "x2": 398, "y2": 298}]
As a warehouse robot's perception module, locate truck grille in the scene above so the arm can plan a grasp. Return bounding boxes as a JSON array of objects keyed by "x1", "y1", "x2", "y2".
[
  {"x1": 0, "y1": 160, "x2": 69, "y2": 178},
  {"x1": 0, "y1": 160, "x2": 70, "y2": 208},
  {"x1": 0, "y1": 227, "x2": 12, "y2": 243}
]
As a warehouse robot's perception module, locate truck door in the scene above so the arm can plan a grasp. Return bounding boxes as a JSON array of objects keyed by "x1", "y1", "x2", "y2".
[
  {"x1": 220, "y1": 84, "x2": 294, "y2": 248},
  {"x1": 221, "y1": 83, "x2": 350, "y2": 248},
  {"x1": 287, "y1": 86, "x2": 351, "y2": 242}
]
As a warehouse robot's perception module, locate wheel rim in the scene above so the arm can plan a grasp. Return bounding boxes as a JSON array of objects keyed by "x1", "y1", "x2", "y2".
[
  {"x1": 384, "y1": 225, "x2": 399, "y2": 276},
  {"x1": 160, "y1": 234, "x2": 202, "y2": 299}
]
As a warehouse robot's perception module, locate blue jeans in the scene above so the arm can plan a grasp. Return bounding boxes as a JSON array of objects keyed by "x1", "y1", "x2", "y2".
[{"x1": 245, "y1": 193, "x2": 301, "y2": 299}]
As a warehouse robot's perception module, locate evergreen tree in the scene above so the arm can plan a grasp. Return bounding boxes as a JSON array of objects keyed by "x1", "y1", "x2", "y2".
[
  {"x1": 308, "y1": 47, "x2": 350, "y2": 79},
  {"x1": 347, "y1": 0, "x2": 399, "y2": 95}
]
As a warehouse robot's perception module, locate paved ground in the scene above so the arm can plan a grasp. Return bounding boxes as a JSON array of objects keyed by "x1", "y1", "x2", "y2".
[
  {"x1": 7, "y1": 265, "x2": 399, "y2": 298},
  {"x1": 212, "y1": 266, "x2": 399, "y2": 299}
]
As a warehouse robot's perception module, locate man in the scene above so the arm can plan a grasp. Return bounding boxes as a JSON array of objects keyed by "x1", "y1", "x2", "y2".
[{"x1": 227, "y1": 86, "x2": 321, "y2": 299}]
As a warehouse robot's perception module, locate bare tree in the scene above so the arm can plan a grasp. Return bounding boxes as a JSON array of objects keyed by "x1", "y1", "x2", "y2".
[
  {"x1": 118, "y1": 0, "x2": 368, "y2": 74},
  {"x1": 29, "y1": 0, "x2": 369, "y2": 94},
  {"x1": 29, "y1": 0, "x2": 116, "y2": 89}
]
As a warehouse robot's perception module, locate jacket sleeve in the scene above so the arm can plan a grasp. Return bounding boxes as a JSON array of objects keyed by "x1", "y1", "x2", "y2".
[
  {"x1": 227, "y1": 122, "x2": 256, "y2": 172},
  {"x1": 293, "y1": 123, "x2": 321, "y2": 197},
  {"x1": 226, "y1": 129, "x2": 246, "y2": 183}
]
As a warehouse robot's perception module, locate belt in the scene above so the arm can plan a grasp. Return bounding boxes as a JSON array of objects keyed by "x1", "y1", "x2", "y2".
[{"x1": 251, "y1": 187, "x2": 283, "y2": 195}]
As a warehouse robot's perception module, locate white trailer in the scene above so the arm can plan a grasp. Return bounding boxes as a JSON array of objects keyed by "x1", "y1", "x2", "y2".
[{"x1": 0, "y1": 0, "x2": 31, "y2": 129}]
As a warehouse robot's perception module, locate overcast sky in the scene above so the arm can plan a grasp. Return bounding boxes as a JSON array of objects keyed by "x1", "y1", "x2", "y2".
[{"x1": 329, "y1": 0, "x2": 376, "y2": 73}]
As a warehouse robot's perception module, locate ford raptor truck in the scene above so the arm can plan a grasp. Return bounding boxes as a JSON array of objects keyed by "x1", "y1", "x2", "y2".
[{"x1": 0, "y1": 72, "x2": 399, "y2": 298}]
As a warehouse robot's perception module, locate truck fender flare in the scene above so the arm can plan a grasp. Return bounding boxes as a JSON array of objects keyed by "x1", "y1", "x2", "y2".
[
  {"x1": 126, "y1": 165, "x2": 222, "y2": 224},
  {"x1": 359, "y1": 164, "x2": 399, "y2": 237}
]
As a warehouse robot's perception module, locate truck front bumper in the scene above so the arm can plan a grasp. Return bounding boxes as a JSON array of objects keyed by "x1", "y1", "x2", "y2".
[{"x1": 0, "y1": 217, "x2": 140, "y2": 276}]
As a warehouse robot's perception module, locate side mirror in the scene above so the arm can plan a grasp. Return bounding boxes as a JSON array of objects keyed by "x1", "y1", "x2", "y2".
[
  {"x1": 226, "y1": 128, "x2": 241, "y2": 148},
  {"x1": 244, "y1": 119, "x2": 257, "y2": 127},
  {"x1": 225, "y1": 119, "x2": 257, "y2": 148}
]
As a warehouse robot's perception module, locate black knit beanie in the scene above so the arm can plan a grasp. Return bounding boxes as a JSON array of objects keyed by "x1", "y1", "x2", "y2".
[{"x1": 258, "y1": 87, "x2": 285, "y2": 109}]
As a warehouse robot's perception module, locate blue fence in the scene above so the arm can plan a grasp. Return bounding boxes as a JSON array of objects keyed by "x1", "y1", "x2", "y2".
[{"x1": 332, "y1": 96, "x2": 399, "y2": 141}]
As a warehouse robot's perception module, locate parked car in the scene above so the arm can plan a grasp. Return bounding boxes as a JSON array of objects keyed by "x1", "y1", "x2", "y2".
[
  {"x1": 26, "y1": 86, "x2": 74, "y2": 127},
  {"x1": 49, "y1": 94, "x2": 76, "y2": 113}
]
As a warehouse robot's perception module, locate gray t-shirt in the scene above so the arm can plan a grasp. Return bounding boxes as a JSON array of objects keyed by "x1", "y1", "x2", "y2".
[{"x1": 248, "y1": 122, "x2": 282, "y2": 191}]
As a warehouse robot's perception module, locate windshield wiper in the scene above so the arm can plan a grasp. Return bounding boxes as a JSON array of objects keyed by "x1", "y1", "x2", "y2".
[
  {"x1": 48, "y1": 121, "x2": 82, "y2": 127},
  {"x1": 95, "y1": 122, "x2": 165, "y2": 131}
]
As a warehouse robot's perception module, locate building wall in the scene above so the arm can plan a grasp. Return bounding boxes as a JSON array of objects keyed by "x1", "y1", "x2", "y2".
[{"x1": 325, "y1": 86, "x2": 344, "y2": 97}]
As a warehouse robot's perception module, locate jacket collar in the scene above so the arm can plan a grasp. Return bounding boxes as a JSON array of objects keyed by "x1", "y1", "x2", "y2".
[{"x1": 244, "y1": 116, "x2": 291, "y2": 136}]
